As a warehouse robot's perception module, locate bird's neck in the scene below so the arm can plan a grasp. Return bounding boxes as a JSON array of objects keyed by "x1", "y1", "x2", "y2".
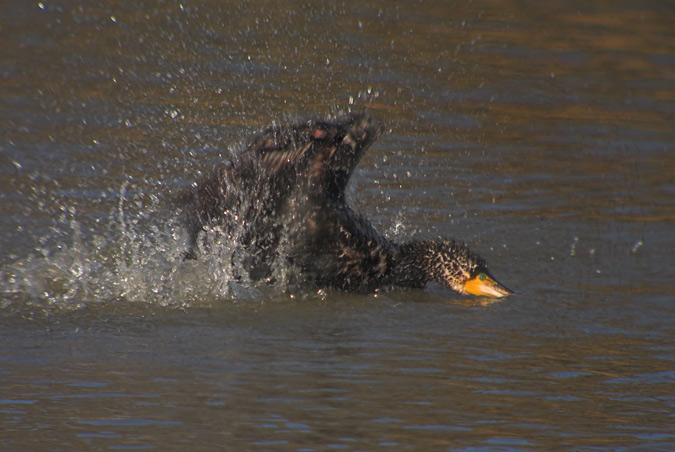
[{"x1": 391, "y1": 240, "x2": 436, "y2": 288}]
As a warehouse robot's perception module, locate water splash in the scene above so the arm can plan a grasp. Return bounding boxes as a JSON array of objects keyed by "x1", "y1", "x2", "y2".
[{"x1": 0, "y1": 181, "x2": 262, "y2": 314}]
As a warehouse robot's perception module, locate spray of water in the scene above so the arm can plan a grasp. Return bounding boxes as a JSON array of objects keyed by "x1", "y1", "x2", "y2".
[{"x1": 0, "y1": 177, "x2": 278, "y2": 314}]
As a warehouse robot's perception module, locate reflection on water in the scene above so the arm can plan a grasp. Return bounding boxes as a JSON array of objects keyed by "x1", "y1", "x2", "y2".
[{"x1": 1, "y1": 0, "x2": 673, "y2": 450}]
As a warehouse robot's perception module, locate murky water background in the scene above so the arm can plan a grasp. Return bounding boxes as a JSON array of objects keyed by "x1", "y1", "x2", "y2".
[{"x1": 1, "y1": 0, "x2": 673, "y2": 450}]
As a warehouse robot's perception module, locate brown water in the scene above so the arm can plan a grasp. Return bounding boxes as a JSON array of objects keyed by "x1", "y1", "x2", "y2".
[{"x1": 1, "y1": 0, "x2": 673, "y2": 450}]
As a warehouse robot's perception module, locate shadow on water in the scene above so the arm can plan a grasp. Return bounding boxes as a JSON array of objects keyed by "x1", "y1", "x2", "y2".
[{"x1": 1, "y1": 0, "x2": 674, "y2": 450}]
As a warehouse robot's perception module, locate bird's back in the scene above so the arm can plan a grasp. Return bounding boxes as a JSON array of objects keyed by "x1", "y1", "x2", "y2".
[{"x1": 180, "y1": 113, "x2": 387, "y2": 288}]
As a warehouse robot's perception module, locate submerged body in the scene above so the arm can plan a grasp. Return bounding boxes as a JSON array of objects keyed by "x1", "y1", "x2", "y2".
[{"x1": 181, "y1": 113, "x2": 512, "y2": 297}]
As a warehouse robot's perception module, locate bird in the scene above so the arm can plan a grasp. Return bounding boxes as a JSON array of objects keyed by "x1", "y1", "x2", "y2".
[{"x1": 178, "y1": 113, "x2": 513, "y2": 298}]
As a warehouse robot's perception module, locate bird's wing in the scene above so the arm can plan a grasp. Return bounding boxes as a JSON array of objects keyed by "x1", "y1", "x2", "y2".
[{"x1": 246, "y1": 113, "x2": 383, "y2": 201}]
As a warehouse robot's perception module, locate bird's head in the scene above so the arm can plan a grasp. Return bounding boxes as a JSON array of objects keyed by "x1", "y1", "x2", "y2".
[{"x1": 427, "y1": 240, "x2": 513, "y2": 298}]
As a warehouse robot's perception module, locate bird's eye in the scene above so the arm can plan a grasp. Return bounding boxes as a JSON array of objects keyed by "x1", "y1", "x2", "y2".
[{"x1": 478, "y1": 273, "x2": 487, "y2": 281}]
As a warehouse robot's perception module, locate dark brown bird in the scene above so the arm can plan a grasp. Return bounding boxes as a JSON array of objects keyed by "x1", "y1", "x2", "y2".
[{"x1": 180, "y1": 113, "x2": 512, "y2": 297}]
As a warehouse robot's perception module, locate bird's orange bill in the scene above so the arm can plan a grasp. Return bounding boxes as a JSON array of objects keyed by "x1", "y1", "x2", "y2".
[{"x1": 464, "y1": 272, "x2": 514, "y2": 298}]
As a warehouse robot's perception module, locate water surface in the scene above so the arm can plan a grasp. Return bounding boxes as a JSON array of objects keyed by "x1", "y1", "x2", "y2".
[{"x1": 1, "y1": 0, "x2": 673, "y2": 450}]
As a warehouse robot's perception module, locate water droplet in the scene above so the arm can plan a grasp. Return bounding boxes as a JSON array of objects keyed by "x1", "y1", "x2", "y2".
[{"x1": 570, "y1": 236, "x2": 578, "y2": 256}]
